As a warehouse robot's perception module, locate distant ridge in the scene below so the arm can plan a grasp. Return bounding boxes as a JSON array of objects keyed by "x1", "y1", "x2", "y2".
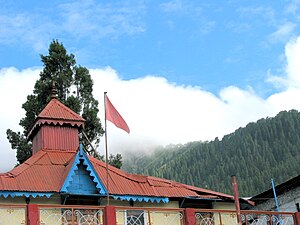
[{"x1": 123, "y1": 109, "x2": 300, "y2": 196}]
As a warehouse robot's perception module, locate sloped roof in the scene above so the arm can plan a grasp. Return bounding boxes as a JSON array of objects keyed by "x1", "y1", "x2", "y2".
[
  {"x1": 0, "y1": 95, "x2": 245, "y2": 203},
  {"x1": 89, "y1": 156, "x2": 234, "y2": 200},
  {"x1": 27, "y1": 98, "x2": 85, "y2": 139},
  {"x1": 60, "y1": 145, "x2": 107, "y2": 195},
  {"x1": 0, "y1": 148, "x2": 235, "y2": 201},
  {"x1": 38, "y1": 98, "x2": 85, "y2": 122},
  {"x1": 0, "y1": 150, "x2": 75, "y2": 193},
  {"x1": 250, "y1": 175, "x2": 300, "y2": 204}
]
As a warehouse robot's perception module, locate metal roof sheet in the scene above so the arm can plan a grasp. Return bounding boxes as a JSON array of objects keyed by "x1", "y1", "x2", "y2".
[
  {"x1": 0, "y1": 149, "x2": 235, "y2": 201},
  {"x1": 38, "y1": 98, "x2": 85, "y2": 122},
  {"x1": 0, "y1": 93, "x2": 239, "y2": 201},
  {"x1": 250, "y1": 175, "x2": 300, "y2": 204},
  {"x1": 27, "y1": 98, "x2": 85, "y2": 139},
  {"x1": 0, "y1": 150, "x2": 76, "y2": 192},
  {"x1": 89, "y1": 156, "x2": 233, "y2": 200}
]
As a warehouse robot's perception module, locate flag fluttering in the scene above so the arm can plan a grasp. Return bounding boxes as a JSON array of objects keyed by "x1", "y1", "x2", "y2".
[{"x1": 105, "y1": 95, "x2": 130, "y2": 134}]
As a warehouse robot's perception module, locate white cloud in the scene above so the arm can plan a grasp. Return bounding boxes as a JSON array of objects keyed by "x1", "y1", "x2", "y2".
[
  {"x1": 268, "y1": 36, "x2": 300, "y2": 88},
  {"x1": 160, "y1": 0, "x2": 188, "y2": 13},
  {"x1": 0, "y1": 14, "x2": 31, "y2": 44},
  {"x1": 159, "y1": 1, "x2": 215, "y2": 36},
  {"x1": 2, "y1": 35, "x2": 300, "y2": 172},
  {"x1": 237, "y1": 6, "x2": 275, "y2": 24},
  {"x1": 0, "y1": 67, "x2": 39, "y2": 171},
  {"x1": 0, "y1": 1, "x2": 146, "y2": 53},
  {"x1": 285, "y1": 0, "x2": 300, "y2": 15},
  {"x1": 269, "y1": 22, "x2": 296, "y2": 43},
  {"x1": 0, "y1": 14, "x2": 53, "y2": 52},
  {"x1": 59, "y1": 0, "x2": 146, "y2": 40}
]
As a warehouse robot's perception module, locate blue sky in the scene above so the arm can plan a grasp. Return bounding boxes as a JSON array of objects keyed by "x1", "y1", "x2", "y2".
[
  {"x1": 1, "y1": 0, "x2": 299, "y2": 94},
  {"x1": 1, "y1": 0, "x2": 300, "y2": 171}
]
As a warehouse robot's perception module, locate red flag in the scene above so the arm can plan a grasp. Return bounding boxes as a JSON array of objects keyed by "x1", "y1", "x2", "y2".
[{"x1": 105, "y1": 95, "x2": 130, "y2": 133}]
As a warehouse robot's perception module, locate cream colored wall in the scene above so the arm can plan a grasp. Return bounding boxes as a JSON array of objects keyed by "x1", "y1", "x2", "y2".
[
  {"x1": 0, "y1": 196, "x2": 26, "y2": 204},
  {"x1": 116, "y1": 209, "x2": 182, "y2": 225},
  {"x1": 106, "y1": 198, "x2": 179, "y2": 208},
  {"x1": 0, "y1": 194, "x2": 61, "y2": 205},
  {"x1": 212, "y1": 202, "x2": 238, "y2": 225},
  {"x1": 40, "y1": 208, "x2": 63, "y2": 225},
  {"x1": 30, "y1": 194, "x2": 61, "y2": 204},
  {"x1": 134, "y1": 200, "x2": 179, "y2": 208},
  {"x1": 0, "y1": 194, "x2": 179, "y2": 208},
  {"x1": 115, "y1": 200, "x2": 181, "y2": 225},
  {"x1": 0, "y1": 194, "x2": 61, "y2": 224},
  {"x1": 0, "y1": 200, "x2": 26, "y2": 225},
  {"x1": 213, "y1": 201, "x2": 235, "y2": 210}
]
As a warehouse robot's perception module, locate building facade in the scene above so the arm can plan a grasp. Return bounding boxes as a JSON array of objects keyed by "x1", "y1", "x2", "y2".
[{"x1": 0, "y1": 92, "x2": 299, "y2": 225}]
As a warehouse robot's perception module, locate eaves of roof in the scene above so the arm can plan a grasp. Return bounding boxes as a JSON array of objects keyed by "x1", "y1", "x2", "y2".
[
  {"x1": 250, "y1": 175, "x2": 300, "y2": 204},
  {"x1": 0, "y1": 149, "x2": 76, "y2": 193},
  {"x1": 89, "y1": 156, "x2": 237, "y2": 201},
  {"x1": 0, "y1": 147, "x2": 251, "y2": 204}
]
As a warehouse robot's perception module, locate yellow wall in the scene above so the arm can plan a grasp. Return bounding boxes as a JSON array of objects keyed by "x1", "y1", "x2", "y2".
[
  {"x1": 0, "y1": 205, "x2": 26, "y2": 224},
  {"x1": 116, "y1": 208, "x2": 183, "y2": 225},
  {"x1": 112, "y1": 199, "x2": 181, "y2": 225},
  {"x1": 1, "y1": 194, "x2": 240, "y2": 225},
  {"x1": 0, "y1": 194, "x2": 61, "y2": 205},
  {"x1": 212, "y1": 202, "x2": 238, "y2": 225},
  {"x1": 101, "y1": 198, "x2": 179, "y2": 208},
  {"x1": 0, "y1": 196, "x2": 26, "y2": 204},
  {"x1": 114, "y1": 200, "x2": 181, "y2": 225}
]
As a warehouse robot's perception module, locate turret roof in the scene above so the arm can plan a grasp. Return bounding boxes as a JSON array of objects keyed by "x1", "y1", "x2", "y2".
[{"x1": 27, "y1": 98, "x2": 85, "y2": 139}]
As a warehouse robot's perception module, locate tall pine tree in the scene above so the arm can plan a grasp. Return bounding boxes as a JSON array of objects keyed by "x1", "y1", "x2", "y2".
[{"x1": 7, "y1": 40, "x2": 104, "y2": 165}]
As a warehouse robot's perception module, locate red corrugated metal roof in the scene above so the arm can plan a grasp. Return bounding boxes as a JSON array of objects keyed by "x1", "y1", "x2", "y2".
[
  {"x1": 89, "y1": 156, "x2": 233, "y2": 200},
  {"x1": 0, "y1": 149, "x2": 234, "y2": 200},
  {"x1": 38, "y1": 98, "x2": 85, "y2": 122},
  {"x1": 27, "y1": 98, "x2": 85, "y2": 139},
  {"x1": 0, "y1": 150, "x2": 76, "y2": 192},
  {"x1": 0, "y1": 93, "x2": 240, "y2": 202}
]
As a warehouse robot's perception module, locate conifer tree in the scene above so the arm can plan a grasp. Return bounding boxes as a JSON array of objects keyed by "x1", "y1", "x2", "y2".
[{"x1": 6, "y1": 40, "x2": 121, "y2": 169}]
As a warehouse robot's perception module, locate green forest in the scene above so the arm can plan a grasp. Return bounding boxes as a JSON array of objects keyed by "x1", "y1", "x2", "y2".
[{"x1": 122, "y1": 109, "x2": 300, "y2": 197}]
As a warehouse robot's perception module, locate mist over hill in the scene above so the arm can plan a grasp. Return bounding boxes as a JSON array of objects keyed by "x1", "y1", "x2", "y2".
[{"x1": 122, "y1": 109, "x2": 300, "y2": 196}]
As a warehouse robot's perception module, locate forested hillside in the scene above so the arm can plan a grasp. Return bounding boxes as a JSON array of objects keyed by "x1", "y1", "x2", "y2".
[{"x1": 122, "y1": 109, "x2": 300, "y2": 196}]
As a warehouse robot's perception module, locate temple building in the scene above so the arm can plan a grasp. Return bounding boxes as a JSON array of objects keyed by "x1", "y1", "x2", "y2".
[{"x1": 1, "y1": 91, "x2": 297, "y2": 225}]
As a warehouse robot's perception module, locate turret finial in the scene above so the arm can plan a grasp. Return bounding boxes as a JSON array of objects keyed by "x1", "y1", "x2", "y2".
[{"x1": 51, "y1": 81, "x2": 57, "y2": 99}]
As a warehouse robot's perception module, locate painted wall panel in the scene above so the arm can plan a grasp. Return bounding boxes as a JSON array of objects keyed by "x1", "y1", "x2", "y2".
[{"x1": 32, "y1": 125, "x2": 79, "y2": 153}]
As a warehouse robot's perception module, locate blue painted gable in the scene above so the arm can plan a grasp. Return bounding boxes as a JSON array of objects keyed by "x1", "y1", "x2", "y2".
[{"x1": 60, "y1": 144, "x2": 107, "y2": 196}]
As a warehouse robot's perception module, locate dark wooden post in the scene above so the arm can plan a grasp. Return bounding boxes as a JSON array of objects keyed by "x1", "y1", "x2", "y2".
[
  {"x1": 104, "y1": 205, "x2": 117, "y2": 225},
  {"x1": 27, "y1": 204, "x2": 40, "y2": 225},
  {"x1": 295, "y1": 212, "x2": 300, "y2": 225},
  {"x1": 185, "y1": 208, "x2": 196, "y2": 225}
]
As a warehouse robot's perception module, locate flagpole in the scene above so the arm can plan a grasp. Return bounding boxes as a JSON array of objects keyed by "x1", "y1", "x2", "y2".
[{"x1": 104, "y1": 92, "x2": 110, "y2": 206}]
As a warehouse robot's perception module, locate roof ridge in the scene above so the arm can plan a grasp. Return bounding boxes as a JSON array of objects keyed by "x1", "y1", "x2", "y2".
[
  {"x1": 9, "y1": 150, "x2": 48, "y2": 177},
  {"x1": 53, "y1": 99, "x2": 85, "y2": 121},
  {"x1": 147, "y1": 176, "x2": 173, "y2": 183},
  {"x1": 89, "y1": 156, "x2": 148, "y2": 183},
  {"x1": 38, "y1": 98, "x2": 85, "y2": 121},
  {"x1": 182, "y1": 183, "x2": 234, "y2": 199}
]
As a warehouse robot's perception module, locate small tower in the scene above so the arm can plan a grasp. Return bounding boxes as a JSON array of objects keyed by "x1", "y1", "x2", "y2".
[{"x1": 27, "y1": 83, "x2": 85, "y2": 154}]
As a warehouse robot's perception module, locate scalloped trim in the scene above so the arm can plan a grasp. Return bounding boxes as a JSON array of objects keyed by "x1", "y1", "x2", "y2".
[
  {"x1": 111, "y1": 195, "x2": 169, "y2": 203},
  {"x1": 0, "y1": 191, "x2": 53, "y2": 198},
  {"x1": 60, "y1": 144, "x2": 107, "y2": 195}
]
